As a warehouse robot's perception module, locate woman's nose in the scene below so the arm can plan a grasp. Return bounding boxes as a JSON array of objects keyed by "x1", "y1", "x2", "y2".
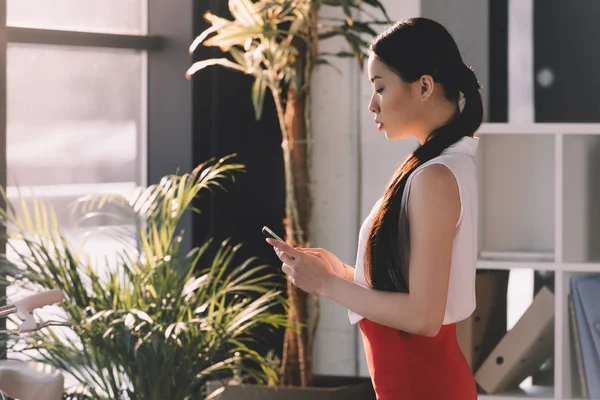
[{"x1": 369, "y1": 95, "x2": 379, "y2": 114}]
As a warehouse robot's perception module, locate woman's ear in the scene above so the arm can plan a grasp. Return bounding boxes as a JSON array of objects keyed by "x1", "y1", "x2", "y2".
[{"x1": 419, "y1": 74, "x2": 435, "y2": 102}]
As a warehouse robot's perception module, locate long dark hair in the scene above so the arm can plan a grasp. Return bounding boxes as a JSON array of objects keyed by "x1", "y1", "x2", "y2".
[{"x1": 364, "y1": 18, "x2": 484, "y2": 293}]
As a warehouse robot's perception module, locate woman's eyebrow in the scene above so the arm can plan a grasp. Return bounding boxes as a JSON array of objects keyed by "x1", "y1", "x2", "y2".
[{"x1": 370, "y1": 75, "x2": 383, "y2": 83}]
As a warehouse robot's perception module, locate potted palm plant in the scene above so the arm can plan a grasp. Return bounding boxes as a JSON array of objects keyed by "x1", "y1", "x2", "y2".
[
  {"x1": 0, "y1": 156, "x2": 288, "y2": 399},
  {"x1": 186, "y1": 0, "x2": 390, "y2": 391}
]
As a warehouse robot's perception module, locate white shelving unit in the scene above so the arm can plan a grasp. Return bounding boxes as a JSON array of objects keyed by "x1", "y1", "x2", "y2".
[{"x1": 475, "y1": 122, "x2": 600, "y2": 400}]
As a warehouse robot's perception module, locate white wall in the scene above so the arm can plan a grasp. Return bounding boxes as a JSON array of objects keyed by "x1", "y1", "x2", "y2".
[
  {"x1": 310, "y1": 0, "x2": 421, "y2": 377},
  {"x1": 309, "y1": 2, "x2": 362, "y2": 376}
]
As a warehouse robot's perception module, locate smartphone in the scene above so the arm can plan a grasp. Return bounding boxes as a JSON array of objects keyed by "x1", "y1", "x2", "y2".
[{"x1": 262, "y1": 226, "x2": 285, "y2": 242}]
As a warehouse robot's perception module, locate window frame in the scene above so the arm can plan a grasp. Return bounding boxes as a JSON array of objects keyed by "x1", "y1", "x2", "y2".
[
  {"x1": 0, "y1": 0, "x2": 195, "y2": 285},
  {"x1": 7, "y1": 26, "x2": 162, "y2": 50}
]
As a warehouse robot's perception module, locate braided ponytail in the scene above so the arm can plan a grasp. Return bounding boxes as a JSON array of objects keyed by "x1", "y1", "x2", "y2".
[
  {"x1": 364, "y1": 18, "x2": 484, "y2": 293},
  {"x1": 457, "y1": 64, "x2": 484, "y2": 137}
]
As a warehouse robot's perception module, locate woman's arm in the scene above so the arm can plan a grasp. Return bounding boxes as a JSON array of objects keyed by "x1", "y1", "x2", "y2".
[
  {"x1": 294, "y1": 246, "x2": 356, "y2": 282},
  {"x1": 324, "y1": 164, "x2": 460, "y2": 336},
  {"x1": 343, "y1": 264, "x2": 355, "y2": 282}
]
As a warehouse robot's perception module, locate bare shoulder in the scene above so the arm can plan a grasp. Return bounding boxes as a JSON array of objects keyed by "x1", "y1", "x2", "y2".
[
  {"x1": 408, "y1": 163, "x2": 460, "y2": 226},
  {"x1": 411, "y1": 163, "x2": 458, "y2": 194}
]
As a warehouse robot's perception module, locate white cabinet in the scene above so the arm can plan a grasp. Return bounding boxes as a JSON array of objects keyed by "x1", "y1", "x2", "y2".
[{"x1": 476, "y1": 122, "x2": 600, "y2": 400}]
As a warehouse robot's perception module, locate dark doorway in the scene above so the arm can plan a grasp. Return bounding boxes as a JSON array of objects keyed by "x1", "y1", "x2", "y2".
[{"x1": 191, "y1": 0, "x2": 287, "y2": 359}]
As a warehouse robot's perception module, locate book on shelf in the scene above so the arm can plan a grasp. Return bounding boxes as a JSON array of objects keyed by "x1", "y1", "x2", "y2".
[
  {"x1": 570, "y1": 274, "x2": 600, "y2": 398},
  {"x1": 568, "y1": 293, "x2": 588, "y2": 398},
  {"x1": 474, "y1": 286, "x2": 554, "y2": 394},
  {"x1": 478, "y1": 250, "x2": 554, "y2": 262},
  {"x1": 457, "y1": 270, "x2": 509, "y2": 371}
]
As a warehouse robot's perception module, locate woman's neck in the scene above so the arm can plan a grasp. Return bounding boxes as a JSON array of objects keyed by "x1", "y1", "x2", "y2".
[{"x1": 416, "y1": 102, "x2": 460, "y2": 145}]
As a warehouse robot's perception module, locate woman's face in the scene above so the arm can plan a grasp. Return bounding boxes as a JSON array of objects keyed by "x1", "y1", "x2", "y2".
[{"x1": 367, "y1": 54, "x2": 426, "y2": 141}]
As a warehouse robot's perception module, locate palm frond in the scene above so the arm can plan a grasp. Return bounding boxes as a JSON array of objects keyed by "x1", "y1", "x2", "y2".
[{"x1": 0, "y1": 157, "x2": 287, "y2": 399}]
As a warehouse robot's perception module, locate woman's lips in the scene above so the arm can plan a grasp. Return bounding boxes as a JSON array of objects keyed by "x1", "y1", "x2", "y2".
[{"x1": 374, "y1": 118, "x2": 384, "y2": 131}]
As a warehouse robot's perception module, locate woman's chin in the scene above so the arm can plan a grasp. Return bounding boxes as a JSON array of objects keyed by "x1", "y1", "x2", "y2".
[
  {"x1": 384, "y1": 130, "x2": 401, "y2": 141},
  {"x1": 384, "y1": 127, "x2": 414, "y2": 141}
]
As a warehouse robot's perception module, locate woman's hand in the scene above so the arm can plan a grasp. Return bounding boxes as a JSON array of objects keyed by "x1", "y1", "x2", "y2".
[
  {"x1": 296, "y1": 247, "x2": 348, "y2": 280},
  {"x1": 267, "y1": 238, "x2": 338, "y2": 296}
]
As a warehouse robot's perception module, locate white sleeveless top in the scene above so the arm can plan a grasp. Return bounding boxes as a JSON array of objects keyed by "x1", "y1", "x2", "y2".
[{"x1": 348, "y1": 135, "x2": 479, "y2": 325}]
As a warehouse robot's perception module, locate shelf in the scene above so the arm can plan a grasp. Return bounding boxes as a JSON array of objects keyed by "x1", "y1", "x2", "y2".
[
  {"x1": 478, "y1": 261, "x2": 557, "y2": 271},
  {"x1": 477, "y1": 134, "x2": 555, "y2": 255},
  {"x1": 455, "y1": 123, "x2": 600, "y2": 399},
  {"x1": 477, "y1": 261, "x2": 600, "y2": 272},
  {"x1": 479, "y1": 251, "x2": 555, "y2": 262},
  {"x1": 479, "y1": 122, "x2": 600, "y2": 135},
  {"x1": 478, "y1": 384, "x2": 554, "y2": 399},
  {"x1": 560, "y1": 263, "x2": 600, "y2": 273},
  {"x1": 563, "y1": 135, "x2": 600, "y2": 263}
]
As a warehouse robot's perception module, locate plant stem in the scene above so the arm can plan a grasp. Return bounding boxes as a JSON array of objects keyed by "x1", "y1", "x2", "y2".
[
  {"x1": 272, "y1": 86, "x2": 309, "y2": 386},
  {"x1": 273, "y1": 89, "x2": 304, "y2": 246}
]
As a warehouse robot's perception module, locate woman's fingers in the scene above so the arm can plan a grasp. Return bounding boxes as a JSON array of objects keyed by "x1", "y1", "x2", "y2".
[
  {"x1": 274, "y1": 248, "x2": 296, "y2": 265},
  {"x1": 297, "y1": 247, "x2": 324, "y2": 254},
  {"x1": 281, "y1": 263, "x2": 293, "y2": 277},
  {"x1": 267, "y1": 238, "x2": 302, "y2": 259},
  {"x1": 281, "y1": 263, "x2": 297, "y2": 285}
]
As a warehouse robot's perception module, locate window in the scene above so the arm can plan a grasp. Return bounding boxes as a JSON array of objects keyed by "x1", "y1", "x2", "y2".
[
  {"x1": 7, "y1": 0, "x2": 146, "y2": 34},
  {"x1": 7, "y1": 44, "x2": 144, "y2": 231},
  {"x1": 5, "y1": 2, "x2": 150, "y2": 252},
  {"x1": 1, "y1": 1, "x2": 159, "y2": 347}
]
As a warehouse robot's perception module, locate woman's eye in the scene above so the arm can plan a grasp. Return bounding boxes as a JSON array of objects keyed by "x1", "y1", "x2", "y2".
[{"x1": 375, "y1": 88, "x2": 384, "y2": 94}]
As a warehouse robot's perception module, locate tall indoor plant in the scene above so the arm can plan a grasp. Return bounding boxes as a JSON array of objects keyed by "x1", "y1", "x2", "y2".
[
  {"x1": 186, "y1": 0, "x2": 390, "y2": 387},
  {"x1": 0, "y1": 156, "x2": 288, "y2": 399}
]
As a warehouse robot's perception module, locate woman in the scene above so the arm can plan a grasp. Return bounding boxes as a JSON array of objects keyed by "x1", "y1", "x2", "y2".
[{"x1": 267, "y1": 17, "x2": 482, "y2": 399}]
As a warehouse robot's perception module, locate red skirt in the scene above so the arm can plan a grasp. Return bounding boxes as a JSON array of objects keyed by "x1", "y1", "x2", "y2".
[{"x1": 359, "y1": 318, "x2": 477, "y2": 400}]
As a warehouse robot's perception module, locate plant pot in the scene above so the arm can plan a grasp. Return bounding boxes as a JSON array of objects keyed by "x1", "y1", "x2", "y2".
[{"x1": 206, "y1": 374, "x2": 376, "y2": 400}]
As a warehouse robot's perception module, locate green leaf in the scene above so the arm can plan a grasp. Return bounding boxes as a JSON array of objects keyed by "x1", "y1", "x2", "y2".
[
  {"x1": 320, "y1": 51, "x2": 356, "y2": 58},
  {"x1": 204, "y1": 25, "x2": 270, "y2": 51},
  {"x1": 18, "y1": 190, "x2": 34, "y2": 233},
  {"x1": 321, "y1": 0, "x2": 391, "y2": 24},
  {"x1": 186, "y1": 58, "x2": 247, "y2": 79},
  {"x1": 340, "y1": 0, "x2": 354, "y2": 24},
  {"x1": 228, "y1": 46, "x2": 248, "y2": 66},
  {"x1": 190, "y1": 11, "x2": 235, "y2": 54},
  {"x1": 182, "y1": 275, "x2": 209, "y2": 298},
  {"x1": 285, "y1": 9, "x2": 308, "y2": 45},
  {"x1": 189, "y1": 25, "x2": 220, "y2": 55},
  {"x1": 318, "y1": 30, "x2": 339, "y2": 40},
  {"x1": 323, "y1": 27, "x2": 370, "y2": 69},
  {"x1": 228, "y1": 0, "x2": 263, "y2": 27},
  {"x1": 251, "y1": 74, "x2": 268, "y2": 120},
  {"x1": 345, "y1": 20, "x2": 379, "y2": 37},
  {"x1": 361, "y1": 0, "x2": 392, "y2": 21}
]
